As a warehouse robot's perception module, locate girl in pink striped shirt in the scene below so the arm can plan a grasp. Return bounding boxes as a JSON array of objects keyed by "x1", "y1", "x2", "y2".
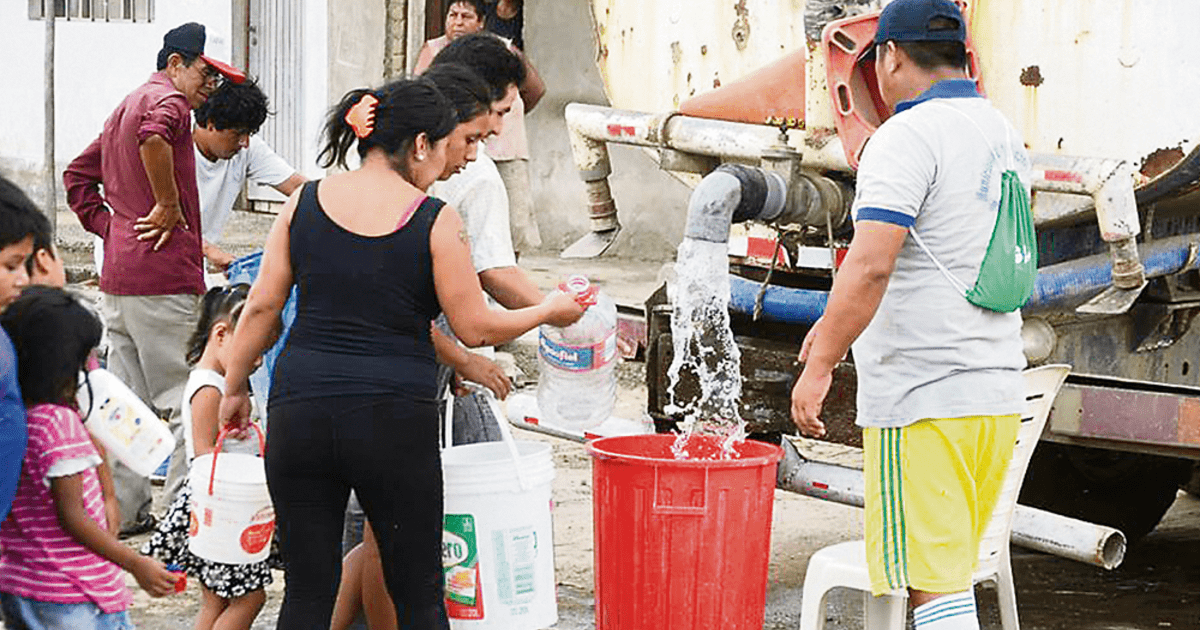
[{"x1": 0, "y1": 286, "x2": 179, "y2": 630}]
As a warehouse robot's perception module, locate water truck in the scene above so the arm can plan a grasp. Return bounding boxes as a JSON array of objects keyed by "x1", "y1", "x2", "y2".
[{"x1": 561, "y1": 0, "x2": 1200, "y2": 550}]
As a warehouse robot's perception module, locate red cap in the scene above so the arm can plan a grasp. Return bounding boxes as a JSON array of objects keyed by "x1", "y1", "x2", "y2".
[
  {"x1": 161, "y1": 22, "x2": 246, "y2": 84},
  {"x1": 559, "y1": 275, "x2": 599, "y2": 307},
  {"x1": 200, "y1": 55, "x2": 246, "y2": 84}
]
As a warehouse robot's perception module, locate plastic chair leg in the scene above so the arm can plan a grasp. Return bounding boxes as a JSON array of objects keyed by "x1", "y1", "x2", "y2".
[
  {"x1": 863, "y1": 591, "x2": 908, "y2": 630},
  {"x1": 798, "y1": 580, "x2": 831, "y2": 630},
  {"x1": 996, "y1": 560, "x2": 1020, "y2": 630}
]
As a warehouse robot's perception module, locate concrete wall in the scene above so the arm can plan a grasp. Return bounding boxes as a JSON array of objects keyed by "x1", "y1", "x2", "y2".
[
  {"x1": 327, "y1": 1, "x2": 386, "y2": 110},
  {"x1": 524, "y1": 0, "x2": 690, "y2": 262},
  {"x1": 0, "y1": 1, "x2": 232, "y2": 205}
]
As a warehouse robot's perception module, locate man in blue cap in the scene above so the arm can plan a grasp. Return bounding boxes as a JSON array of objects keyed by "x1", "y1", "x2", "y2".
[{"x1": 791, "y1": 1, "x2": 1030, "y2": 628}]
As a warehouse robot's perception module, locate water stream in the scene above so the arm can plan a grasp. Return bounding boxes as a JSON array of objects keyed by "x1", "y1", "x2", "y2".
[{"x1": 665, "y1": 238, "x2": 746, "y2": 458}]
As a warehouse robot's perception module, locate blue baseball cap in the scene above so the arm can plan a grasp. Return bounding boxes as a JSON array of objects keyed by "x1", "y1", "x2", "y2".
[
  {"x1": 161, "y1": 22, "x2": 246, "y2": 84},
  {"x1": 865, "y1": 0, "x2": 966, "y2": 57}
]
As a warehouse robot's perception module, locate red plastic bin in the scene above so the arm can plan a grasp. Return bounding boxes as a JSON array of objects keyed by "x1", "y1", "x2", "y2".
[{"x1": 587, "y1": 434, "x2": 783, "y2": 630}]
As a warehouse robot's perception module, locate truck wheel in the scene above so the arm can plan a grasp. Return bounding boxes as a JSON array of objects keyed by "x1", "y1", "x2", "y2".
[{"x1": 1019, "y1": 443, "x2": 1192, "y2": 544}]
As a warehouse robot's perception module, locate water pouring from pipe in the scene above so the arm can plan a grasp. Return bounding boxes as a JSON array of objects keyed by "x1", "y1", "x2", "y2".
[{"x1": 665, "y1": 164, "x2": 792, "y2": 457}]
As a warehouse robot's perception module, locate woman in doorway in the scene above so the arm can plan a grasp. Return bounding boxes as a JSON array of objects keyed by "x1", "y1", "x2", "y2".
[
  {"x1": 483, "y1": 0, "x2": 524, "y2": 50},
  {"x1": 218, "y1": 76, "x2": 583, "y2": 629}
]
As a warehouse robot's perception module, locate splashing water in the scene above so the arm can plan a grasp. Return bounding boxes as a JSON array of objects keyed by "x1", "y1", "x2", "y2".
[{"x1": 665, "y1": 238, "x2": 747, "y2": 459}]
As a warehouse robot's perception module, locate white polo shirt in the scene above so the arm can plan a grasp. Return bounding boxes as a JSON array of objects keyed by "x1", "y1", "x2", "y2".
[
  {"x1": 429, "y1": 149, "x2": 515, "y2": 357},
  {"x1": 430, "y1": 149, "x2": 517, "y2": 274},
  {"x1": 850, "y1": 79, "x2": 1029, "y2": 428}
]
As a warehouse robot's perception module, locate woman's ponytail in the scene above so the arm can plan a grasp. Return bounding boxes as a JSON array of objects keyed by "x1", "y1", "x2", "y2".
[
  {"x1": 318, "y1": 87, "x2": 376, "y2": 169},
  {"x1": 317, "y1": 79, "x2": 456, "y2": 171}
]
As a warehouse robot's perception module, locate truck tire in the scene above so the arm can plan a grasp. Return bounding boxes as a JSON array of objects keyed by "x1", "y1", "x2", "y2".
[{"x1": 1019, "y1": 443, "x2": 1192, "y2": 544}]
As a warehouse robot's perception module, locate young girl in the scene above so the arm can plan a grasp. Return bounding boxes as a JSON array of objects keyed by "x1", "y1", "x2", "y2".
[
  {"x1": 0, "y1": 286, "x2": 179, "y2": 629},
  {"x1": 143, "y1": 283, "x2": 271, "y2": 630}
]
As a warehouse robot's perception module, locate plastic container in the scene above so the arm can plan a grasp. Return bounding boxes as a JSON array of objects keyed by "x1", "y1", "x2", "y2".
[
  {"x1": 77, "y1": 368, "x2": 174, "y2": 478},
  {"x1": 536, "y1": 276, "x2": 618, "y2": 432},
  {"x1": 188, "y1": 427, "x2": 274, "y2": 565},
  {"x1": 166, "y1": 563, "x2": 187, "y2": 593},
  {"x1": 586, "y1": 434, "x2": 783, "y2": 630},
  {"x1": 441, "y1": 393, "x2": 557, "y2": 629}
]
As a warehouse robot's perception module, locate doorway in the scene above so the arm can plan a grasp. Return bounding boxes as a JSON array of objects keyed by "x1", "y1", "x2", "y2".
[{"x1": 245, "y1": 0, "x2": 304, "y2": 207}]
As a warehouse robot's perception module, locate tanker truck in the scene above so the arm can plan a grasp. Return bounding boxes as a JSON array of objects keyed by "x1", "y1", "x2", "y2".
[{"x1": 562, "y1": 0, "x2": 1200, "y2": 544}]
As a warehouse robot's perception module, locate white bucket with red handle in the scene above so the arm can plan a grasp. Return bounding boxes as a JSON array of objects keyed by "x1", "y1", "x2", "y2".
[{"x1": 188, "y1": 425, "x2": 274, "y2": 565}]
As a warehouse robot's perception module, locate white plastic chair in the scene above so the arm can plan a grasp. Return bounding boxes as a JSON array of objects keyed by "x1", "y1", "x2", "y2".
[{"x1": 798, "y1": 364, "x2": 1071, "y2": 630}]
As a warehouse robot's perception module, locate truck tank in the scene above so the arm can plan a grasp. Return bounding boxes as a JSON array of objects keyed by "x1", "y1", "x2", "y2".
[{"x1": 569, "y1": 0, "x2": 1200, "y2": 542}]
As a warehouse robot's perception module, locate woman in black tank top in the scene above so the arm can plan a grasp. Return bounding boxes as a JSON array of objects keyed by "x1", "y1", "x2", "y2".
[{"x1": 217, "y1": 78, "x2": 583, "y2": 630}]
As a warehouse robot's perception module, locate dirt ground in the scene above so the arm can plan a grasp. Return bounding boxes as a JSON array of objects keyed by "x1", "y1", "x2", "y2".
[
  {"x1": 108, "y1": 358, "x2": 1200, "y2": 630},
  {"x1": 114, "y1": 355, "x2": 866, "y2": 630}
]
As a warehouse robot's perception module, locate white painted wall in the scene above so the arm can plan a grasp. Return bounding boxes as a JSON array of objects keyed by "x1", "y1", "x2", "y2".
[
  {"x1": 0, "y1": 0, "x2": 335, "y2": 202},
  {"x1": 301, "y1": 0, "x2": 330, "y2": 178},
  {"x1": 0, "y1": 1, "x2": 231, "y2": 191}
]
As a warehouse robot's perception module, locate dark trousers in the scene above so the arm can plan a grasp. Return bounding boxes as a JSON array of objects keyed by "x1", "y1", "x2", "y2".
[{"x1": 266, "y1": 394, "x2": 449, "y2": 630}]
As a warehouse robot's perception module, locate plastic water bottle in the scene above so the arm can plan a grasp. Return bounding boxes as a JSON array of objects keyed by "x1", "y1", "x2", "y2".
[
  {"x1": 537, "y1": 276, "x2": 618, "y2": 432},
  {"x1": 76, "y1": 368, "x2": 174, "y2": 478}
]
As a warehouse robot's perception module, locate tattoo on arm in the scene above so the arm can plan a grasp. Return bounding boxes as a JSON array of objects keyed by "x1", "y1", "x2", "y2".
[{"x1": 458, "y1": 228, "x2": 469, "y2": 244}]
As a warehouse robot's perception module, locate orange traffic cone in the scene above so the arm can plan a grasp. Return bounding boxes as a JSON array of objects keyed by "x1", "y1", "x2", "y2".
[{"x1": 678, "y1": 49, "x2": 807, "y2": 129}]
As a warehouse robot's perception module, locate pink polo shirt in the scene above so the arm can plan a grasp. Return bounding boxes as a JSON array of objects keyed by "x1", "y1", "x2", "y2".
[
  {"x1": 64, "y1": 71, "x2": 205, "y2": 296},
  {"x1": 0, "y1": 404, "x2": 133, "y2": 613}
]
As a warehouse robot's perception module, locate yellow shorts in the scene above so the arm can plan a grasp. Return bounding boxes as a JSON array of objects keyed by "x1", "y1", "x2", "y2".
[{"x1": 863, "y1": 415, "x2": 1019, "y2": 595}]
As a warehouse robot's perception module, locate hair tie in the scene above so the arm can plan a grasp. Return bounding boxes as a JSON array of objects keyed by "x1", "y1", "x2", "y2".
[{"x1": 345, "y1": 93, "x2": 379, "y2": 139}]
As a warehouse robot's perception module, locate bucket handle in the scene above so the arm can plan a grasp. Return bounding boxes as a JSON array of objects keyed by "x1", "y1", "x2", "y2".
[
  {"x1": 444, "y1": 383, "x2": 536, "y2": 492},
  {"x1": 651, "y1": 465, "x2": 709, "y2": 516},
  {"x1": 207, "y1": 423, "x2": 266, "y2": 496},
  {"x1": 483, "y1": 388, "x2": 535, "y2": 492}
]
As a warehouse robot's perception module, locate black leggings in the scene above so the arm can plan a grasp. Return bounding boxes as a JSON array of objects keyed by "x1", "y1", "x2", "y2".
[{"x1": 265, "y1": 394, "x2": 449, "y2": 630}]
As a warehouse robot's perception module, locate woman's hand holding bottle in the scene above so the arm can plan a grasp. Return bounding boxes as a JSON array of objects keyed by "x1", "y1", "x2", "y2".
[{"x1": 543, "y1": 291, "x2": 586, "y2": 327}]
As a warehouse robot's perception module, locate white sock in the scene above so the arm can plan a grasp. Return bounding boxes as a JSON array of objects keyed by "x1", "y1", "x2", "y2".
[{"x1": 912, "y1": 591, "x2": 980, "y2": 630}]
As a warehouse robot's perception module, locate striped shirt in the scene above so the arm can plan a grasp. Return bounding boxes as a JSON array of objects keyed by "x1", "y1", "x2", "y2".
[{"x1": 0, "y1": 404, "x2": 132, "y2": 613}]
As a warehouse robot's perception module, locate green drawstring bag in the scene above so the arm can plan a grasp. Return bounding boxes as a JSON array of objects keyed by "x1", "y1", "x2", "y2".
[{"x1": 910, "y1": 104, "x2": 1037, "y2": 313}]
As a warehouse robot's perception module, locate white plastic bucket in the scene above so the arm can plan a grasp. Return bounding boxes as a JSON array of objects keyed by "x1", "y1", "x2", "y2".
[
  {"x1": 188, "y1": 427, "x2": 274, "y2": 565},
  {"x1": 77, "y1": 368, "x2": 174, "y2": 477},
  {"x1": 441, "y1": 392, "x2": 557, "y2": 629}
]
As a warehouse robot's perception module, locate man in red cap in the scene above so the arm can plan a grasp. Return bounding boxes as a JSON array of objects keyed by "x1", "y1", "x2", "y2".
[{"x1": 63, "y1": 22, "x2": 246, "y2": 534}]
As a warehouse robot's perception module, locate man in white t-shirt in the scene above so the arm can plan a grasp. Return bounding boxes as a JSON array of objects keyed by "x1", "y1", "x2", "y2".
[
  {"x1": 430, "y1": 34, "x2": 544, "y2": 305},
  {"x1": 190, "y1": 79, "x2": 305, "y2": 271},
  {"x1": 425, "y1": 36, "x2": 544, "y2": 445},
  {"x1": 790, "y1": 1, "x2": 1027, "y2": 629},
  {"x1": 92, "y1": 79, "x2": 304, "y2": 278}
]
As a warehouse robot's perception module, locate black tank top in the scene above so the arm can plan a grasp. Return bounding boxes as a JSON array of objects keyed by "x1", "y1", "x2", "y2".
[{"x1": 270, "y1": 180, "x2": 445, "y2": 404}]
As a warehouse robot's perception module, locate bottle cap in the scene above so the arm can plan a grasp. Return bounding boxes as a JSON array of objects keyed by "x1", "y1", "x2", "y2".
[
  {"x1": 559, "y1": 275, "x2": 599, "y2": 307},
  {"x1": 166, "y1": 563, "x2": 187, "y2": 593}
]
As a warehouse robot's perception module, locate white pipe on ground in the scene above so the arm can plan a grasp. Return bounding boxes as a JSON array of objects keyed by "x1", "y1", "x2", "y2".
[
  {"x1": 1010, "y1": 504, "x2": 1126, "y2": 570},
  {"x1": 776, "y1": 439, "x2": 1126, "y2": 570}
]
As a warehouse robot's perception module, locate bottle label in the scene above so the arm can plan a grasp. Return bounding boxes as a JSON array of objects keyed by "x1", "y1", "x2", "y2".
[{"x1": 539, "y1": 331, "x2": 616, "y2": 372}]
